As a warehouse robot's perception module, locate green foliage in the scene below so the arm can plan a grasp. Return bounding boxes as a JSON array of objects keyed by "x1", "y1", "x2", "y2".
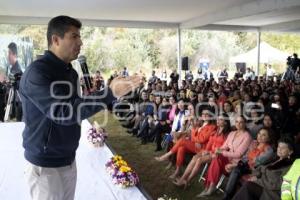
[
  {"x1": 0, "y1": 24, "x2": 27, "y2": 35},
  {"x1": 2, "y1": 23, "x2": 300, "y2": 76},
  {"x1": 262, "y1": 32, "x2": 300, "y2": 54},
  {"x1": 80, "y1": 28, "x2": 176, "y2": 74},
  {"x1": 158, "y1": 36, "x2": 177, "y2": 71},
  {"x1": 182, "y1": 30, "x2": 244, "y2": 71},
  {"x1": 18, "y1": 25, "x2": 47, "y2": 57},
  {"x1": 234, "y1": 32, "x2": 257, "y2": 51}
]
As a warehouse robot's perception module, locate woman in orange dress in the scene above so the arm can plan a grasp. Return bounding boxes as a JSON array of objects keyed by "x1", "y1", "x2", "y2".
[
  {"x1": 173, "y1": 113, "x2": 231, "y2": 188},
  {"x1": 155, "y1": 109, "x2": 217, "y2": 179},
  {"x1": 198, "y1": 116, "x2": 252, "y2": 197}
]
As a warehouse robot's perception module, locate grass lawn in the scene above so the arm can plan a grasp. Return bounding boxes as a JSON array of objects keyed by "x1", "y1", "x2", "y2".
[{"x1": 90, "y1": 111, "x2": 223, "y2": 200}]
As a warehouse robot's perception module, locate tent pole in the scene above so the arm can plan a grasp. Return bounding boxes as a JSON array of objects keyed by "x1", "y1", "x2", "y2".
[
  {"x1": 177, "y1": 27, "x2": 182, "y2": 86},
  {"x1": 256, "y1": 31, "x2": 261, "y2": 76}
]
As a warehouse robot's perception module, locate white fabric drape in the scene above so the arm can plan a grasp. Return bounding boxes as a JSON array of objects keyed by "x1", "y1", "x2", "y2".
[{"x1": 0, "y1": 120, "x2": 147, "y2": 200}]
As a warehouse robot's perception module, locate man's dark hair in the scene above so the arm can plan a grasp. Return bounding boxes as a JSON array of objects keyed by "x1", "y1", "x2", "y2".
[
  {"x1": 8, "y1": 42, "x2": 17, "y2": 56},
  {"x1": 278, "y1": 136, "x2": 295, "y2": 151},
  {"x1": 47, "y1": 15, "x2": 82, "y2": 47},
  {"x1": 293, "y1": 53, "x2": 298, "y2": 58}
]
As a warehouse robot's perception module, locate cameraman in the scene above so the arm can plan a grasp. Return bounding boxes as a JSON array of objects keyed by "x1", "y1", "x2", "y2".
[
  {"x1": 0, "y1": 75, "x2": 7, "y2": 121},
  {"x1": 7, "y1": 42, "x2": 23, "y2": 121},
  {"x1": 291, "y1": 53, "x2": 300, "y2": 72}
]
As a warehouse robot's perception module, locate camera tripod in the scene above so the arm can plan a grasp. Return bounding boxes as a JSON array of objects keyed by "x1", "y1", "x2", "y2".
[{"x1": 4, "y1": 86, "x2": 21, "y2": 122}]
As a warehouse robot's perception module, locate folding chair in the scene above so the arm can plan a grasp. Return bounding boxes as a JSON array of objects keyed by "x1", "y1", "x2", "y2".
[
  {"x1": 216, "y1": 174, "x2": 226, "y2": 192},
  {"x1": 198, "y1": 163, "x2": 226, "y2": 193},
  {"x1": 198, "y1": 163, "x2": 208, "y2": 182}
]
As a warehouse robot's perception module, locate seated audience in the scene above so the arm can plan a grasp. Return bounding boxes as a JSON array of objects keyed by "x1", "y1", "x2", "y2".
[
  {"x1": 155, "y1": 109, "x2": 217, "y2": 179},
  {"x1": 173, "y1": 113, "x2": 231, "y2": 188},
  {"x1": 232, "y1": 137, "x2": 295, "y2": 200},
  {"x1": 222, "y1": 128, "x2": 275, "y2": 200},
  {"x1": 198, "y1": 116, "x2": 252, "y2": 197}
]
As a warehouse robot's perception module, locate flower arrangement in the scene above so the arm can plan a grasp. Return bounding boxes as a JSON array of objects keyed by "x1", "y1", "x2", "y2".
[
  {"x1": 105, "y1": 155, "x2": 139, "y2": 188},
  {"x1": 87, "y1": 121, "x2": 108, "y2": 147}
]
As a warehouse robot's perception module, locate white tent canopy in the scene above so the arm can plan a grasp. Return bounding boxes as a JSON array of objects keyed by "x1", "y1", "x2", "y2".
[
  {"x1": 230, "y1": 42, "x2": 289, "y2": 64},
  {"x1": 1, "y1": 0, "x2": 300, "y2": 32}
]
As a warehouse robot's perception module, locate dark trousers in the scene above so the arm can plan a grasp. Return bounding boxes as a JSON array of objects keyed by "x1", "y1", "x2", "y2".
[
  {"x1": 7, "y1": 88, "x2": 22, "y2": 121},
  {"x1": 138, "y1": 117, "x2": 149, "y2": 139},
  {"x1": 223, "y1": 162, "x2": 251, "y2": 199},
  {"x1": 147, "y1": 122, "x2": 170, "y2": 149},
  {"x1": 0, "y1": 95, "x2": 5, "y2": 121},
  {"x1": 14, "y1": 101, "x2": 22, "y2": 121},
  {"x1": 232, "y1": 181, "x2": 263, "y2": 200}
]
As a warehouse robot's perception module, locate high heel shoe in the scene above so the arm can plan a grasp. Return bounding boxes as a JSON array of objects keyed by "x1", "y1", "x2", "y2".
[
  {"x1": 173, "y1": 179, "x2": 189, "y2": 189},
  {"x1": 154, "y1": 156, "x2": 165, "y2": 162},
  {"x1": 165, "y1": 162, "x2": 172, "y2": 170},
  {"x1": 196, "y1": 189, "x2": 208, "y2": 198},
  {"x1": 174, "y1": 177, "x2": 180, "y2": 182},
  {"x1": 168, "y1": 172, "x2": 178, "y2": 179}
]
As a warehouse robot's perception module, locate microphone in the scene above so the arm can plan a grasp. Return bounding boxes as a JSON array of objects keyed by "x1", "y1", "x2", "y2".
[{"x1": 78, "y1": 55, "x2": 93, "y2": 93}]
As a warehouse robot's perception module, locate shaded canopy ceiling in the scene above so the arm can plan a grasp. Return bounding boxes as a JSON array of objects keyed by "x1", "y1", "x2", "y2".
[{"x1": 1, "y1": 0, "x2": 300, "y2": 32}]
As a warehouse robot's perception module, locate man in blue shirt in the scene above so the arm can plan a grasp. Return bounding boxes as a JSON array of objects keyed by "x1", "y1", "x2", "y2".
[{"x1": 20, "y1": 15, "x2": 140, "y2": 200}]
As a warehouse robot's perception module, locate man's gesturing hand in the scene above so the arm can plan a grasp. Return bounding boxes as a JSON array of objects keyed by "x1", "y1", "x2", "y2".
[{"x1": 109, "y1": 75, "x2": 142, "y2": 98}]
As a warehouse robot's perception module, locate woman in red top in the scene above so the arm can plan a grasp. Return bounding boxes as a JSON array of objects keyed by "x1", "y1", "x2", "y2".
[
  {"x1": 155, "y1": 109, "x2": 217, "y2": 179},
  {"x1": 173, "y1": 113, "x2": 231, "y2": 188},
  {"x1": 198, "y1": 116, "x2": 252, "y2": 197}
]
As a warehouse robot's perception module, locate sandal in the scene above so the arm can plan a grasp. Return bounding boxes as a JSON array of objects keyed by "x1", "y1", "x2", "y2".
[
  {"x1": 173, "y1": 179, "x2": 189, "y2": 189},
  {"x1": 154, "y1": 156, "x2": 164, "y2": 162},
  {"x1": 196, "y1": 190, "x2": 208, "y2": 198}
]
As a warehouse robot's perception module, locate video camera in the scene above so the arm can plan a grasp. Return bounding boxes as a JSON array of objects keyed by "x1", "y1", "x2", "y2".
[{"x1": 8, "y1": 72, "x2": 22, "y2": 89}]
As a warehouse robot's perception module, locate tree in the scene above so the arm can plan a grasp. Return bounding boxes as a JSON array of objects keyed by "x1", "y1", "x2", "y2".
[
  {"x1": 19, "y1": 25, "x2": 47, "y2": 57},
  {"x1": 262, "y1": 32, "x2": 300, "y2": 54}
]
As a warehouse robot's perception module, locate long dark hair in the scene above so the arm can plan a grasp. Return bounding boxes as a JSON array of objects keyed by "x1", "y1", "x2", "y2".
[
  {"x1": 175, "y1": 99, "x2": 185, "y2": 115},
  {"x1": 219, "y1": 113, "x2": 231, "y2": 135},
  {"x1": 257, "y1": 127, "x2": 276, "y2": 149},
  {"x1": 201, "y1": 108, "x2": 216, "y2": 125}
]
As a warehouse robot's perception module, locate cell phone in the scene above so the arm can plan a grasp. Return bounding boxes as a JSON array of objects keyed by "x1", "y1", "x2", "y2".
[{"x1": 271, "y1": 103, "x2": 280, "y2": 109}]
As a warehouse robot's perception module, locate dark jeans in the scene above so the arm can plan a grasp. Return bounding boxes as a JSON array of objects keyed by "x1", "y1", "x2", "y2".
[
  {"x1": 232, "y1": 181, "x2": 263, "y2": 200},
  {"x1": 0, "y1": 95, "x2": 5, "y2": 121},
  {"x1": 223, "y1": 161, "x2": 251, "y2": 199},
  {"x1": 138, "y1": 117, "x2": 150, "y2": 139},
  {"x1": 147, "y1": 122, "x2": 171, "y2": 149},
  {"x1": 14, "y1": 102, "x2": 22, "y2": 121}
]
